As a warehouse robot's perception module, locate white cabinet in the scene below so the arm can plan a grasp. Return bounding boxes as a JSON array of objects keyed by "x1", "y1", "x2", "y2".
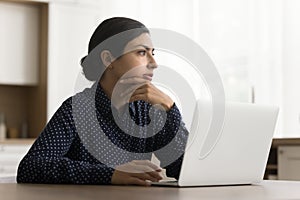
[
  {"x1": 278, "y1": 146, "x2": 300, "y2": 180},
  {"x1": 0, "y1": 143, "x2": 32, "y2": 177},
  {"x1": 0, "y1": 2, "x2": 39, "y2": 85}
]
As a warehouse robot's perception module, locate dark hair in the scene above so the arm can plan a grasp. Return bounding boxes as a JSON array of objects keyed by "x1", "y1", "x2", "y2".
[{"x1": 81, "y1": 17, "x2": 149, "y2": 81}]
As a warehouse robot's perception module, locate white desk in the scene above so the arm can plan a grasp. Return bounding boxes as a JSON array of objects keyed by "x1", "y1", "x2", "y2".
[{"x1": 1, "y1": 179, "x2": 300, "y2": 200}]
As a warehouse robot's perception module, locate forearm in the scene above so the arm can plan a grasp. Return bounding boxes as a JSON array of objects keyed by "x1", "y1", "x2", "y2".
[
  {"x1": 153, "y1": 104, "x2": 189, "y2": 179},
  {"x1": 17, "y1": 155, "x2": 114, "y2": 184},
  {"x1": 164, "y1": 155, "x2": 184, "y2": 180},
  {"x1": 153, "y1": 103, "x2": 189, "y2": 149}
]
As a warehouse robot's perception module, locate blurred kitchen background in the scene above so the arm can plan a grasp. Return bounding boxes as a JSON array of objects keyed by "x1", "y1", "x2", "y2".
[{"x1": 0, "y1": 0, "x2": 300, "y2": 180}]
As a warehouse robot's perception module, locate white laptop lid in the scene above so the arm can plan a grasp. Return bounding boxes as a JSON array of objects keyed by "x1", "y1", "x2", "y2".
[{"x1": 177, "y1": 100, "x2": 279, "y2": 187}]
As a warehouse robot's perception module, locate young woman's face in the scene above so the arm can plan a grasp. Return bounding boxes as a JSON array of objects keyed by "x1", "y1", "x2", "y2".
[{"x1": 110, "y1": 33, "x2": 157, "y2": 81}]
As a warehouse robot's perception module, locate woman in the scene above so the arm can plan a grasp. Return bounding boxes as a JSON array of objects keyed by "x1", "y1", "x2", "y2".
[{"x1": 17, "y1": 17, "x2": 188, "y2": 186}]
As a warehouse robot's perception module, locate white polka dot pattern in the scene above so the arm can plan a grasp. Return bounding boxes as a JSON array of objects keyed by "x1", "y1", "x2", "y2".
[{"x1": 17, "y1": 82, "x2": 188, "y2": 184}]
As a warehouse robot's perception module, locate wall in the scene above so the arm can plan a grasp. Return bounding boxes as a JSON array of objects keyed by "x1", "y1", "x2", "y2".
[
  {"x1": 47, "y1": 0, "x2": 102, "y2": 119},
  {"x1": 281, "y1": 0, "x2": 300, "y2": 137},
  {"x1": 46, "y1": 0, "x2": 300, "y2": 138}
]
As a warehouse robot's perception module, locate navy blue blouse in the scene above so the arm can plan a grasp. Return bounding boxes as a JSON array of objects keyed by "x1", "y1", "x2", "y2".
[{"x1": 17, "y1": 82, "x2": 188, "y2": 184}]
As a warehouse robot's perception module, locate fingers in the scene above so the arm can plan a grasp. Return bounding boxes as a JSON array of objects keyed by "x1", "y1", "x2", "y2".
[
  {"x1": 116, "y1": 160, "x2": 161, "y2": 173},
  {"x1": 130, "y1": 87, "x2": 150, "y2": 96},
  {"x1": 118, "y1": 78, "x2": 167, "y2": 107},
  {"x1": 112, "y1": 160, "x2": 164, "y2": 186},
  {"x1": 125, "y1": 85, "x2": 151, "y2": 103},
  {"x1": 129, "y1": 94, "x2": 147, "y2": 103},
  {"x1": 132, "y1": 172, "x2": 162, "y2": 182},
  {"x1": 119, "y1": 76, "x2": 149, "y2": 84},
  {"x1": 127, "y1": 177, "x2": 151, "y2": 186},
  {"x1": 145, "y1": 171, "x2": 163, "y2": 181},
  {"x1": 130, "y1": 165, "x2": 163, "y2": 181},
  {"x1": 120, "y1": 80, "x2": 150, "y2": 98},
  {"x1": 111, "y1": 170, "x2": 152, "y2": 186},
  {"x1": 132, "y1": 160, "x2": 162, "y2": 171},
  {"x1": 131, "y1": 160, "x2": 163, "y2": 181},
  {"x1": 120, "y1": 84, "x2": 145, "y2": 98}
]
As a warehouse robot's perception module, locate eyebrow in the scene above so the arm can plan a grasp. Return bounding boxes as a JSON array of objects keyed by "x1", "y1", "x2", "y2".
[{"x1": 132, "y1": 44, "x2": 155, "y2": 51}]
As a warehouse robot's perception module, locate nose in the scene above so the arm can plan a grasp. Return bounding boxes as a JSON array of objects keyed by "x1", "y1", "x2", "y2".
[{"x1": 147, "y1": 53, "x2": 158, "y2": 69}]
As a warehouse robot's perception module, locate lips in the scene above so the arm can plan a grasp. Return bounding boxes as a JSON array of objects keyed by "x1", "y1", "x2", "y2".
[{"x1": 143, "y1": 74, "x2": 153, "y2": 81}]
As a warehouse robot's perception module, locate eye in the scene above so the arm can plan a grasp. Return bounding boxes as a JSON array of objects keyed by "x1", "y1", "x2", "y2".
[{"x1": 138, "y1": 50, "x2": 146, "y2": 56}]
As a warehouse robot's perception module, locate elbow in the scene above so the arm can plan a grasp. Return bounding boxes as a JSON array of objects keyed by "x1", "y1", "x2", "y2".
[{"x1": 16, "y1": 157, "x2": 34, "y2": 183}]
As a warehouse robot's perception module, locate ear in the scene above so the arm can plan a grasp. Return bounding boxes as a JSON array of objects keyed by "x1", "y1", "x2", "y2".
[{"x1": 100, "y1": 50, "x2": 113, "y2": 67}]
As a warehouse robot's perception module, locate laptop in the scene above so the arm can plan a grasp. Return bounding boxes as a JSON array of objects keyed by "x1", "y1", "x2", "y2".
[{"x1": 152, "y1": 100, "x2": 279, "y2": 187}]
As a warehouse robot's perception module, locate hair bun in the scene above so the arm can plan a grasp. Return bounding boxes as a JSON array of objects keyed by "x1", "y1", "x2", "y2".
[{"x1": 80, "y1": 55, "x2": 87, "y2": 66}]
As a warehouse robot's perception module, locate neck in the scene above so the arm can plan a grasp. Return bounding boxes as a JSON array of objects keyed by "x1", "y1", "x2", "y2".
[
  {"x1": 99, "y1": 73, "x2": 127, "y2": 114},
  {"x1": 99, "y1": 72, "x2": 117, "y2": 99}
]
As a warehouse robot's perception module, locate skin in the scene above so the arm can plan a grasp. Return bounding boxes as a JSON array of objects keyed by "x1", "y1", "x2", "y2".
[{"x1": 99, "y1": 33, "x2": 174, "y2": 186}]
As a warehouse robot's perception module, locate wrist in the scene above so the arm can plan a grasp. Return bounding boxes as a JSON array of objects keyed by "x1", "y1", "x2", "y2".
[{"x1": 162, "y1": 101, "x2": 174, "y2": 111}]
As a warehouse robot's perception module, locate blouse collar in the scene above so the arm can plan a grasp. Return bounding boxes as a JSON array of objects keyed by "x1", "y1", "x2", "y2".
[
  {"x1": 93, "y1": 81, "x2": 138, "y2": 119},
  {"x1": 93, "y1": 82, "x2": 112, "y2": 117}
]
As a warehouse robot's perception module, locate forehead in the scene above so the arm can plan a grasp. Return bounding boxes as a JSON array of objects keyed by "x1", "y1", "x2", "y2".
[{"x1": 123, "y1": 33, "x2": 153, "y2": 53}]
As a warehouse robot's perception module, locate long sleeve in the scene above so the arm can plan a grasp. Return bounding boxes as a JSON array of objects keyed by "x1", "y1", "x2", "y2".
[
  {"x1": 152, "y1": 103, "x2": 189, "y2": 179},
  {"x1": 17, "y1": 98, "x2": 114, "y2": 184},
  {"x1": 118, "y1": 101, "x2": 189, "y2": 179}
]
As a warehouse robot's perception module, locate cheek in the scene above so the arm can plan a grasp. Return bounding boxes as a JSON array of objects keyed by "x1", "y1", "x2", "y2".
[
  {"x1": 113, "y1": 54, "x2": 148, "y2": 78},
  {"x1": 111, "y1": 62, "x2": 133, "y2": 79},
  {"x1": 116, "y1": 58, "x2": 142, "y2": 73},
  {"x1": 115, "y1": 63, "x2": 147, "y2": 79},
  {"x1": 124, "y1": 57, "x2": 144, "y2": 68},
  {"x1": 117, "y1": 61, "x2": 135, "y2": 75}
]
